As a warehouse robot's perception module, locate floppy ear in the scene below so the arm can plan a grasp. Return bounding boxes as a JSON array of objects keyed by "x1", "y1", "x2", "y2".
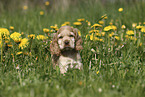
[
  {"x1": 73, "y1": 28, "x2": 83, "y2": 51},
  {"x1": 50, "y1": 32, "x2": 60, "y2": 56}
]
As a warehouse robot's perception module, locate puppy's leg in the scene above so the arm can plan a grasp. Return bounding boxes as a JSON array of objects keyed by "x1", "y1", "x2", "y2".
[{"x1": 59, "y1": 64, "x2": 68, "y2": 74}]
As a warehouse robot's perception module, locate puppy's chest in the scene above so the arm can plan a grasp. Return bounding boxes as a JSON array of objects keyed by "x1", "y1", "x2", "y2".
[
  {"x1": 58, "y1": 55, "x2": 78, "y2": 66},
  {"x1": 57, "y1": 53, "x2": 82, "y2": 74}
]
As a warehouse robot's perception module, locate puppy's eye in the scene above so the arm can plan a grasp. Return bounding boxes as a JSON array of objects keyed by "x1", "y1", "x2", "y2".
[
  {"x1": 59, "y1": 36, "x2": 63, "y2": 39},
  {"x1": 69, "y1": 35, "x2": 74, "y2": 37}
]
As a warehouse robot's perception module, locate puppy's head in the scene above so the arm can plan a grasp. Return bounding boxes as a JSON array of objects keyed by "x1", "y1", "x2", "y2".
[
  {"x1": 50, "y1": 26, "x2": 83, "y2": 56},
  {"x1": 57, "y1": 26, "x2": 75, "y2": 50}
]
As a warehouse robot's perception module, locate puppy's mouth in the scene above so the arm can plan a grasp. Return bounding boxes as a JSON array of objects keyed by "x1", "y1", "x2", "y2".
[
  {"x1": 64, "y1": 44, "x2": 70, "y2": 49},
  {"x1": 64, "y1": 41, "x2": 70, "y2": 47},
  {"x1": 63, "y1": 44, "x2": 74, "y2": 50},
  {"x1": 65, "y1": 44, "x2": 70, "y2": 47}
]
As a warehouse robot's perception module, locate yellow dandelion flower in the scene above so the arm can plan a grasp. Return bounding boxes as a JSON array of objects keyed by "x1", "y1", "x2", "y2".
[
  {"x1": 111, "y1": 25, "x2": 117, "y2": 30},
  {"x1": 118, "y1": 8, "x2": 123, "y2": 12},
  {"x1": 50, "y1": 26, "x2": 54, "y2": 28},
  {"x1": 61, "y1": 23, "x2": 67, "y2": 26},
  {"x1": 101, "y1": 14, "x2": 106, "y2": 18},
  {"x1": 88, "y1": 21, "x2": 91, "y2": 26},
  {"x1": 90, "y1": 33, "x2": 94, "y2": 40},
  {"x1": 136, "y1": 25, "x2": 143, "y2": 29},
  {"x1": 23, "y1": 5, "x2": 28, "y2": 10},
  {"x1": 94, "y1": 37, "x2": 99, "y2": 41},
  {"x1": 23, "y1": 52, "x2": 29, "y2": 56},
  {"x1": 95, "y1": 33, "x2": 101, "y2": 36},
  {"x1": 141, "y1": 27, "x2": 145, "y2": 32},
  {"x1": 121, "y1": 25, "x2": 126, "y2": 29},
  {"x1": 104, "y1": 16, "x2": 108, "y2": 19},
  {"x1": 43, "y1": 28, "x2": 49, "y2": 33},
  {"x1": 94, "y1": 30, "x2": 99, "y2": 33},
  {"x1": 99, "y1": 39, "x2": 104, "y2": 42},
  {"x1": 10, "y1": 32, "x2": 22, "y2": 43},
  {"x1": 101, "y1": 32, "x2": 105, "y2": 36},
  {"x1": 125, "y1": 35, "x2": 129, "y2": 39},
  {"x1": 126, "y1": 30, "x2": 134, "y2": 35},
  {"x1": 77, "y1": 18, "x2": 85, "y2": 22},
  {"x1": 101, "y1": 14, "x2": 107, "y2": 19},
  {"x1": 36, "y1": 35, "x2": 48, "y2": 40},
  {"x1": 78, "y1": 81, "x2": 83, "y2": 86},
  {"x1": 19, "y1": 38, "x2": 29, "y2": 49},
  {"x1": 61, "y1": 22, "x2": 70, "y2": 26},
  {"x1": 11, "y1": 53, "x2": 14, "y2": 57},
  {"x1": 132, "y1": 23, "x2": 137, "y2": 28},
  {"x1": 109, "y1": 22, "x2": 113, "y2": 25},
  {"x1": 109, "y1": 34, "x2": 113, "y2": 37},
  {"x1": 55, "y1": 28, "x2": 58, "y2": 31},
  {"x1": 96, "y1": 71, "x2": 99, "y2": 74},
  {"x1": 28, "y1": 34, "x2": 35, "y2": 39},
  {"x1": 139, "y1": 43, "x2": 142, "y2": 46},
  {"x1": 104, "y1": 25, "x2": 117, "y2": 31},
  {"x1": 45, "y1": 1, "x2": 50, "y2": 6},
  {"x1": 50, "y1": 25, "x2": 58, "y2": 29},
  {"x1": 99, "y1": 21, "x2": 104, "y2": 25},
  {"x1": 10, "y1": 26, "x2": 14, "y2": 30},
  {"x1": 21, "y1": 32, "x2": 24, "y2": 35},
  {"x1": 50, "y1": 30, "x2": 55, "y2": 33},
  {"x1": 54, "y1": 24, "x2": 58, "y2": 26},
  {"x1": 5, "y1": 40, "x2": 9, "y2": 43},
  {"x1": 104, "y1": 26, "x2": 110, "y2": 31},
  {"x1": 0, "y1": 28, "x2": 10, "y2": 39},
  {"x1": 73, "y1": 22, "x2": 82, "y2": 26},
  {"x1": 91, "y1": 23, "x2": 102, "y2": 28},
  {"x1": 65, "y1": 22, "x2": 70, "y2": 25},
  {"x1": 85, "y1": 34, "x2": 89, "y2": 39},
  {"x1": 115, "y1": 36, "x2": 120, "y2": 40},
  {"x1": 111, "y1": 32, "x2": 114, "y2": 35},
  {"x1": 78, "y1": 31, "x2": 81, "y2": 36},
  {"x1": 143, "y1": 22, "x2": 145, "y2": 25},
  {"x1": 40, "y1": 11, "x2": 44, "y2": 15},
  {"x1": 129, "y1": 36, "x2": 137, "y2": 41},
  {"x1": 16, "y1": 52, "x2": 23, "y2": 55},
  {"x1": 89, "y1": 30, "x2": 99, "y2": 33},
  {"x1": 89, "y1": 30, "x2": 93, "y2": 33},
  {"x1": 7, "y1": 44, "x2": 13, "y2": 47}
]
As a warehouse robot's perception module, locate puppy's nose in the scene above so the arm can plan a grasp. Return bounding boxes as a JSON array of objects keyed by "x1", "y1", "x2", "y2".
[{"x1": 64, "y1": 40, "x2": 69, "y2": 45}]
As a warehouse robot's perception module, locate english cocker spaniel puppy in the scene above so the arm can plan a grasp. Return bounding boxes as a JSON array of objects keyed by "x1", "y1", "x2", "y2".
[{"x1": 50, "y1": 26, "x2": 83, "y2": 74}]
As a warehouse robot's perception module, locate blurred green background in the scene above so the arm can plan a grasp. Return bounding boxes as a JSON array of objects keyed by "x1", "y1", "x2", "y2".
[{"x1": 0, "y1": 0, "x2": 145, "y2": 27}]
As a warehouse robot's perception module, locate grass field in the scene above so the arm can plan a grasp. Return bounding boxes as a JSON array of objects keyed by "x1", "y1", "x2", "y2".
[{"x1": 0, "y1": 0, "x2": 145, "y2": 97}]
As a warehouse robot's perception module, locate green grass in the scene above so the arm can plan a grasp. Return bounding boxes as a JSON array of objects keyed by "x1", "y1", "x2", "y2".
[{"x1": 0, "y1": 1, "x2": 145, "y2": 97}]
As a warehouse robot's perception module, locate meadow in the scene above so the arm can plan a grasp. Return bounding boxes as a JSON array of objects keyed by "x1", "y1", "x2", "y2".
[{"x1": 0, "y1": 0, "x2": 145, "y2": 97}]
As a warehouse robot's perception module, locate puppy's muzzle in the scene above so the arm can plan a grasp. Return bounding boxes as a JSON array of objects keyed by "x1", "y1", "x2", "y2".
[
  {"x1": 65, "y1": 40, "x2": 69, "y2": 45},
  {"x1": 64, "y1": 40, "x2": 70, "y2": 47}
]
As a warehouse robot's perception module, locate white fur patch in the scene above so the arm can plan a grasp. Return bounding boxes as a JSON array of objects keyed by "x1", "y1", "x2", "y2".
[
  {"x1": 70, "y1": 37, "x2": 75, "y2": 48},
  {"x1": 70, "y1": 32, "x2": 75, "y2": 36},
  {"x1": 58, "y1": 34, "x2": 61, "y2": 38},
  {"x1": 58, "y1": 53, "x2": 83, "y2": 74},
  {"x1": 58, "y1": 39, "x2": 63, "y2": 49}
]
